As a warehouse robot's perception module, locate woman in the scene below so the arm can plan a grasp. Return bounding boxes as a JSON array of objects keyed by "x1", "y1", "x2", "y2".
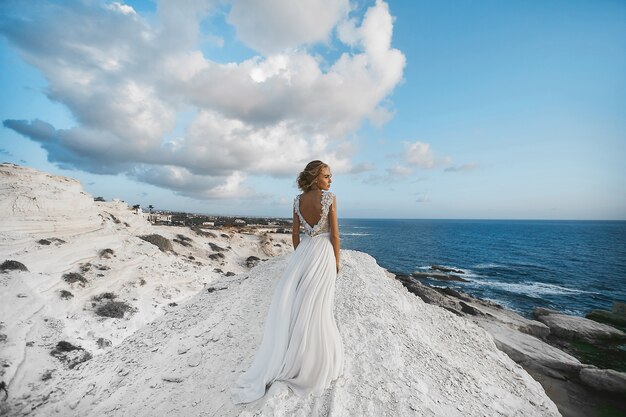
[{"x1": 230, "y1": 160, "x2": 344, "y2": 404}]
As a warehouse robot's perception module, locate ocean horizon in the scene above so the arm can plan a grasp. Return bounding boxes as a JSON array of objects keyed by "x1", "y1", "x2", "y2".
[{"x1": 338, "y1": 218, "x2": 626, "y2": 319}]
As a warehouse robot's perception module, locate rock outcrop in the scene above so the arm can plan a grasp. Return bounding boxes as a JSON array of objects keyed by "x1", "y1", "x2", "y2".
[
  {"x1": 395, "y1": 275, "x2": 626, "y2": 417},
  {"x1": 579, "y1": 368, "x2": 626, "y2": 394},
  {"x1": 0, "y1": 164, "x2": 101, "y2": 237},
  {"x1": 533, "y1": 307, "x2": 626, "y2": 342}
]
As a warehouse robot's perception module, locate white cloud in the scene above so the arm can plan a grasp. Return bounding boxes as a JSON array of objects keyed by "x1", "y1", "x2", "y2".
[
  {"x1": 337, "y1": 17, "x2": 359, "y2": 46},
  {"x1": 405, "y1": 141, "x2": 437, "y2": 169},
  {"x1": 106, "y1": 2, "x2": 136, "y2": 16},
  {"x1": 386, "y1": 164, "x2": 412, "y2": 177},
  {"x1": 228, "y1": 0, "x2": 350, "y2": 54},
  {"x1": 131, "y1": 165, "x2": 261, "y2": 200},
  {"x1": 445, "y1": 163, "x2": 478, "y2": 172},
  {"x1": 1, "y1": 0, "x2": 405, "y2": 199}
]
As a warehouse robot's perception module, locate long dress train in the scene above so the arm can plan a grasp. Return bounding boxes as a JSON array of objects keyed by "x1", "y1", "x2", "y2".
[{"x1": 230, "y1": 190, "x2": 344, "y2": 404}]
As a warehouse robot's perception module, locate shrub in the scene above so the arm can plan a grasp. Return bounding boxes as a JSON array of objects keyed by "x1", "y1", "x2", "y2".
[
  {"x1": 0, "y1": 260, "x2": 28, "y2": 272},
  {"x1": 96, "y1": 338, "x2": 112, "y2": 349},
  {"x1": 207, "y1": 286, "x2": 227, "y2": 293},
  {"x1": 209, "y1": 243, "x2": 226, "y2": 252},
  {"x1": 246, "y1": 256, "x2": 261, "y2": 268},
  {"x1": 92, "y1": 292, "x2": 117, "y2": 301},
  {"x1": 60, "y1": 290, "x2": 74, "y2": 300},
  {"x1": 99, "y1": 248, "x2": 115, "y2": 258},
  {"x1": 139, "y1": 234, "x2": 173, "y2": 252},
  {"x1": 94, "y1": 196, "x2": 105, "y2": 202},
  {"x1": 173, "y1": 238, "x2": 192, "y2": 247},
  {"x1": 209, "y1": 253, "x2": 225, "y2": 260},
  {"x1": 191, "y1": 227, "x2": 217, "y2": 238},
  {"x1": 62, "y1": 272, "x2": 87, "y2": 285},
  {"x1": 38, "y1": 238, "x2": 66, "y2": 246},
  {"x1": 52, "y1": 341, "x2": 81, "y2": 353},
  {"x1": 50, "y1": 341, "x2": 92, "y2": 369},
  {"x1": 95, "y1": 300, "x2": 135, "y2": 318}
]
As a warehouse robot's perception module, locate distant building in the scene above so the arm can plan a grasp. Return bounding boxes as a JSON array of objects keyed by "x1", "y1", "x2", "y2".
[
  {"x1": 147, "y1": 213, "x2": 172, "y2": 224},
  {"x1": 202, "y1": 221, "x2": 215, "y2": 226},
  {"x1": 234, "y1": 219, "x2": 246, "y2": 224},
  {"x1": 171, "y1": 214, "x2": 187, "y2": 225}
]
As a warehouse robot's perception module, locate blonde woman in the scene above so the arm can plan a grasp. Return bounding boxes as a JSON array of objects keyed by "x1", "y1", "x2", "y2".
[{"x1": 231, "y1": 160, "x2": 344, "y2": 403}]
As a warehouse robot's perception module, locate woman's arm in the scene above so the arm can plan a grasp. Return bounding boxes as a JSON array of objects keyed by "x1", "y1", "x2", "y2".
[
  {"x1": 329, "y1": 195, "x2": 340, "y2": 273},
  {"x1": 292, "y1": 211, "x2": 301, "y2": 249}
]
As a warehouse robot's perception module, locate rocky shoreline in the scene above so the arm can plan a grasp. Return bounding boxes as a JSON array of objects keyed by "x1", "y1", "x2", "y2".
[{"x1": 393, "y1": 272, "x2": 626, "y2": 417}]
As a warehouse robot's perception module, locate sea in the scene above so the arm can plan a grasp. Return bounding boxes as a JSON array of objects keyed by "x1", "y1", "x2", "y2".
[{"x1": 338, "y1": 219, "x2": 626, "y2": 319}]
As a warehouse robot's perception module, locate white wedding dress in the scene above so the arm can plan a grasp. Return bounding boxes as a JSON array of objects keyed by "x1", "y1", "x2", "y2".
[{"x1": 231, "y1": 190, "x2": 344, "y2": 404}]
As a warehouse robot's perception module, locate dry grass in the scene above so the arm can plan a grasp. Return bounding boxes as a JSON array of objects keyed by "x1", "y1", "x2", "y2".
[
  {"x1": 99, "y1": 248, "x2": 115, "y2": 258},
  {"x1": 191, "y1": 227, "x2": 217, "y2": 238},
  {"x1": 0, "y1": 260, "x2": 27, "y2": 272},
  {"x1": 95, "y1": 300, "x2": 135, "y2": 318},
  {"x1": 59, "y1": 290, "x2": 74, "y2": 300},
  {"x1": 209, "y1": 242, "x2": 226, "y2": 252},
  {"x1": 62, "y1": 272, "x2": 87, "y2": 285},
  {"x1": 91, "y1": 292, "x2": 117, "y2": 301},
  {"x1": 139, "y1": 234, "x2": 173, "y2": 252}
]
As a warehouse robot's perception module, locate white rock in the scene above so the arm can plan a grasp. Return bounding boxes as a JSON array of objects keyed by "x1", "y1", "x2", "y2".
[
  {"x1": 474, "y1": 320, "x2": 582, "y2": 378},
  {"x1": 535, "y1": 311, "x2": 626, "y2": 342},
  {"x1": 186, "y1": 349, "x2": 202, "y2": 367}
]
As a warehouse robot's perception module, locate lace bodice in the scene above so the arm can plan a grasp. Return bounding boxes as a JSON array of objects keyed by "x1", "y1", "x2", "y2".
[{"x1": 294, "y1": 191, "x2": 334, "y2": 237}]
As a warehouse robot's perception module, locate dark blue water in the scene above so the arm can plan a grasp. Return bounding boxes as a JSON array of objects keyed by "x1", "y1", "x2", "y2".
[{"x1": 339, "y1": 219, "x2": 626, "y2": 318}]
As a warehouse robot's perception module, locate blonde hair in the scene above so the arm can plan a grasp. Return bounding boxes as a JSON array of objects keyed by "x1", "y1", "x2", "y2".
[{"x1": 297, "y1": 160, "x2": 329, "y2": 192}]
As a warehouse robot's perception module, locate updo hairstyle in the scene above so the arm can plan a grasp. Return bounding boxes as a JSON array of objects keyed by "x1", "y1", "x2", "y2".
[{"x1": 297, "y1": 160, "x2": 329, "y2": 192}]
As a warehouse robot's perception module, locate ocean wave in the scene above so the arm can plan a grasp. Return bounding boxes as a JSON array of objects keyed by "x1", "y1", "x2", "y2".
[
  {"x1": 341, "y1": 232, "x2": 371, "y2": 236},
  {"x1": 414, "y1": 265, "x2": 477, "y2": 277},
  {"x1": 472, "y1": 263, "x2": 505, "y2": 269},
  {"x1": 482, "y1": 297, "x2": 516, "y2": 311},
  {"x1": 473, "y1": 280, "x2": 597, "y2": 297}
]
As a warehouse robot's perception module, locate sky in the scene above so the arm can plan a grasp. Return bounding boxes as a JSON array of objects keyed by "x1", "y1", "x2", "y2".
[{"x1": 1, "y1": 0, "x2": 625, "y2": 220}]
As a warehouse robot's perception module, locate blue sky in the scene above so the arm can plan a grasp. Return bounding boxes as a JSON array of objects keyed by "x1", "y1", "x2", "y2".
[{"x1": 1, "y1": 0, "x2": 624, "y2": 220}]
